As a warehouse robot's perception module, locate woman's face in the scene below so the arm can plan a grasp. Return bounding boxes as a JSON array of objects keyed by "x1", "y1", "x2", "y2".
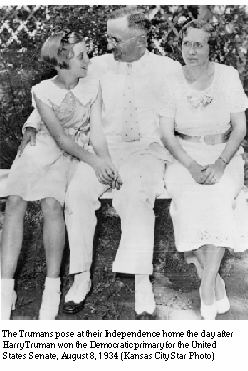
[
  {"x1": 182, "y1": 28, "x2": 210, "y2": 68},
  {"x1": 69, "y1": 41, "x2": 89, "y2": 78}
]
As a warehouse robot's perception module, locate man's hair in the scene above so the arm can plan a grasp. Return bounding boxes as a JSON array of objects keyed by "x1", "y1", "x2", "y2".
[
  {"x1": 41, "y1": 31, "x2": 85, "y2": 69},
  {"x1": 108, "y1": 6, "x2": 150, "y2": 32}
]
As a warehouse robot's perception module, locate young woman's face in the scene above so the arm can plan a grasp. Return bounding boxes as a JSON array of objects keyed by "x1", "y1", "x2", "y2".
[
  {"x1": 182, "y1": 28, "x2": 210, "y2": 68},
  {"x1": 69, "y1": 41, "x2": 89, "y2": 78}
]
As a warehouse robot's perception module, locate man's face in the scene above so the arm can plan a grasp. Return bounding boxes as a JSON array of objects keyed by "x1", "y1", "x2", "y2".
[{"x1": 107, "y1": 17, "x2": 141, "y2": 62}]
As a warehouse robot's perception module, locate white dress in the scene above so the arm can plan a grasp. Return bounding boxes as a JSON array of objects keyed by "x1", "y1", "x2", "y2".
[
  {"x1": 158, "y1": 63, "x2": 248, "y2": 252},
  {"x1": 3, "y1": 74, "x2": 99, "y2": 205}
]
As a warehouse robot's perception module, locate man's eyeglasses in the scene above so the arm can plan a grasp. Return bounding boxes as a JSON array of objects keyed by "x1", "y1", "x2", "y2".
[{"x1": 106, "y1": 35, "x2": 145, "y2": 46}]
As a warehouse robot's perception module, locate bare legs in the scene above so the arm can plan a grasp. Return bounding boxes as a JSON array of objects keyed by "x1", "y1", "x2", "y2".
[
  {"x1": 1, "y1": 196, "x2": 65, "y2": 279},
  {"x1": 1, "y1": 196, "x2": 27, "y2": 278},
  {"x1": 1, "y1": 195, "x2": 65, "y2": 319},
  {"x1": 196, "y1": 245, "x2": 225, "y2": 306},
  {"x1": 41, "y1": 198, "x2": 65, "y2": 278}
]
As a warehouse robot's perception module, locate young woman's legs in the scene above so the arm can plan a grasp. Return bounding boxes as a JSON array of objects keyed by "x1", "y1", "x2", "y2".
[
  {"x1": 41, "y1": 197, "x2": 65, "y2": 277},
  {"x1": 39, "y1": 198, "x2": 65, "y2": 320},
  {"x1": 1, "y1": 196, "x2": 65, "y2": 320},
  {"x1": 1, "y1": 196, "x2": 27, "y2": 319},
  {"x1": 1, "y1": 196, "x2": 27, "y2": 278}
]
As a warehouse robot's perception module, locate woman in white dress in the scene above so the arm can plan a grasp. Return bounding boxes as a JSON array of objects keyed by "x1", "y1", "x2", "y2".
[
  {"x1": 1, "y1": 31, "x2": 119, "y2": 320},
  {"x1": 158, "y1": 20, "x2": 248, "y2": 320}
]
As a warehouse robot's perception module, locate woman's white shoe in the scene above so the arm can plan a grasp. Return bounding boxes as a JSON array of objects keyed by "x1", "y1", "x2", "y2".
[
  {"x1": 39, "y1": 277, "x2": 60, "y2": 320},
  {"x1": 199, "y1": 287, "x2": 217, "y2": 320},
  {"x1": 216, "y1": 278, "x2": 230, "y2": 315},
  {"x1": 1, "y1": 278, "x2": 17, "y2": 320}
]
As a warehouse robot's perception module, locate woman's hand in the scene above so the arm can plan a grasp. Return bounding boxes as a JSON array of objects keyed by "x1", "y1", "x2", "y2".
[
  {"x1": 18, "y1": 127, "x2": 37, "y2": 156},
  {"x1": 202, "y1": 159, "x2": 226, "y2": 185},
  {"x1": 105, "y1": 158, "x2": 122, "y2": 189},
  {"x1": 91, "y1": 156, "x2": 121, "y2": 187},
  {"x1": 187, "y1": 161, "x2": 208, "y2": 184}
]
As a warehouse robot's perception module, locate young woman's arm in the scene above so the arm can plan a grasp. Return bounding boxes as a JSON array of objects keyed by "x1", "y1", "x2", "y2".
[
  {"x1": 34, "y1": 93, "x2": 114, "y2": 185},
  {"x1": 90, "y1": 86, "x2": 122, "y2": 187}
]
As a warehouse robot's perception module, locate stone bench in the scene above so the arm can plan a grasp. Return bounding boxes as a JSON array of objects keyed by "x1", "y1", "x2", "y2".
[
  {"x1": 1, "y1": 168, "x2": 247, "y2": 201},
  {"x1": 0, "y1": 169, "x2": 172, "y2": 200}
]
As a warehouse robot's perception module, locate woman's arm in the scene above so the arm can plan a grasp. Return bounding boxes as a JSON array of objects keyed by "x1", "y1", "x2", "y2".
[
  {"x1": 204, "y1": 111, "x2": 246, "y2": 184},
  {"x1": 90, "y1": 86, "x2": 112, "y2": 161},
  {"x1": 90, "y1": 86, "x2": 122, "y2": 187},
  {"x1": 218, "y1": 111, "x2": 246, "y2": 163},
  {"x1": 159, "y1": 116, "x2": 207, "y2": 184},
  {"x1": 34, "y1": 93, "x2": 114, "y2": 185}
]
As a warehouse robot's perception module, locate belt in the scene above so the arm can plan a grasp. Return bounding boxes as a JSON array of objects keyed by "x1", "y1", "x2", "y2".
[{"x1": 175, "y1": 129, "x2": 231, "y2": 146}]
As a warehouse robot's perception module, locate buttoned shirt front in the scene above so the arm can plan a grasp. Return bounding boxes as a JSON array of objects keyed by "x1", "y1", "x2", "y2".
[
  {"x1": 90, "y1": 51, "x2": 181, "y2": 148},
  {"x1": 23, "y1": 50, "x2": 180, "y2": 158}
]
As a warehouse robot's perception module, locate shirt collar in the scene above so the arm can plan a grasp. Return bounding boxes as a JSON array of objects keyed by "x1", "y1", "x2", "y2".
[{"x1": 112, "y1": 50, "x2": 149, "y2": 73}]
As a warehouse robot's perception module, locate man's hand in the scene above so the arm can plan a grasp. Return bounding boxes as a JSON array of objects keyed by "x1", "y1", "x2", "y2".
[
  {"x1": 202, "y1": 159, "x2": 226, "y2": 185},
  {"x1": 19, "y1": 127, "x2": 37, "y2": 156},
  {"x1": 187, "y1": 160, "x2": 208, "y2": 184}
]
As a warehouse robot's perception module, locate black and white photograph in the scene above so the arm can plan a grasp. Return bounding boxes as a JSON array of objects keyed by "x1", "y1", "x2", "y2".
[{"x1": 1, "y1": 4, "x2": 248, "y2": 322}]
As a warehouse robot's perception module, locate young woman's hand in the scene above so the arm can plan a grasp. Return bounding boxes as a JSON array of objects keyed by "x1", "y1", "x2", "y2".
[
  {"x1": 105, "y1": 158, "x2": 122, "y2": 189},
  {"x1": 91, "y1": 156, "x2": 120, "y2": 186},
  {"x1": 18, "y1": 127, "x2": 37, "y2": 156},
  {"x1": 202, "y1": 159, "x2": 226, "y2": 185}
]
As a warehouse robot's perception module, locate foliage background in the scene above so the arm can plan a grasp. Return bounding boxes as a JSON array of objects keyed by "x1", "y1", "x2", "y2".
[
  {"x1": 0, "y1": 5, "x2": 247, "y2": 320},
  {"x1": 0, "y1": 5, "x2": 248, "y2": 169}
]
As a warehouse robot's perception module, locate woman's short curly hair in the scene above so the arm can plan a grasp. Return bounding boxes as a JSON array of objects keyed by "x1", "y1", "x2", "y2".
[
  {"x1": 178, "y1": 20, "x2": 218, "y2": 57},
  {"x1": 41, "y1": 31, "x2": 85, "y2": 70}
]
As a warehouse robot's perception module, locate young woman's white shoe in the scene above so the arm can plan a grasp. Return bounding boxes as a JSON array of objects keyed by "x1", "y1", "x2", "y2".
[{"x1": 39, "y1": 277, "x2": 60, "y2": 320}]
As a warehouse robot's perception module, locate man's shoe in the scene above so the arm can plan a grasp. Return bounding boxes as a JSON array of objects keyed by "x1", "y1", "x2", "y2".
[
  {"x1": 135, "y1": 289, "x2": 156, "y2": 318},
  {"x1": 135, "y1": 310, "x2": 157, "y2": 320},
  {"x1": 63, "y1": 280, "x2": 91, "y2": 315},
  {"x1": 63, "y1": 300, "x2": 86, "y2": 315}
]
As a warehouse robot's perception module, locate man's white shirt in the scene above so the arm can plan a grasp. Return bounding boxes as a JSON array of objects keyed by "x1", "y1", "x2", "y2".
[{"x1": 23, "y1": 50, "x2": 181, "y2": 150}]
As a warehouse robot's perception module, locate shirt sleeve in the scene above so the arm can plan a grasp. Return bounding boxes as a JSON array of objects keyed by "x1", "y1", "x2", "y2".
[
  {"x1": 227, "y1": 68, "x2": 248, "y2": 113},
  {"x1": 31, "y1": 81, "x2": 53, "y2": 109},
  {"x1": 22, "y1": 109, "x2": 41, "y2": 133},
  {"x1": 157, "y1": 79, "x2": 176, "y2": 118}
]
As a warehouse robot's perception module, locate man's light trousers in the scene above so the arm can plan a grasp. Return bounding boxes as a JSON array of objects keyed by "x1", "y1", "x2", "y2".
[{"x1": 65, "y1": 151, "x2": 165, "y2": 275}]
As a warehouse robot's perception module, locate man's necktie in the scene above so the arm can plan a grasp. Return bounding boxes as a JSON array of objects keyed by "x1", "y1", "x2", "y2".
[{"x1": 122, "y1": 63, "x2": 140, "y2": 142}]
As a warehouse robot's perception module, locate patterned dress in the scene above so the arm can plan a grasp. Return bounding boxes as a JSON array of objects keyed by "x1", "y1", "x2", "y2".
[
  {"x1": 4, "y1": 74, "x2": 99, "y2": 205},
  {"x1": 158, "y1": 63, "x2": 248, "y2": 252}
]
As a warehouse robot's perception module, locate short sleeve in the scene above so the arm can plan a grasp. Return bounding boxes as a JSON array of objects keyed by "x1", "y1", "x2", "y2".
[
  {"x1": 226, "y1": 68, "x2": 248, "y2": 113},
  {"x1": 157, "y1": 79, "x2": 176, "y2": 118},
  {"x1": 31, "y1": 81, "x2": 53, "y2": 109},
  {"x1": 22, "y1": 109, "x2": 41, "y2": 133}
]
